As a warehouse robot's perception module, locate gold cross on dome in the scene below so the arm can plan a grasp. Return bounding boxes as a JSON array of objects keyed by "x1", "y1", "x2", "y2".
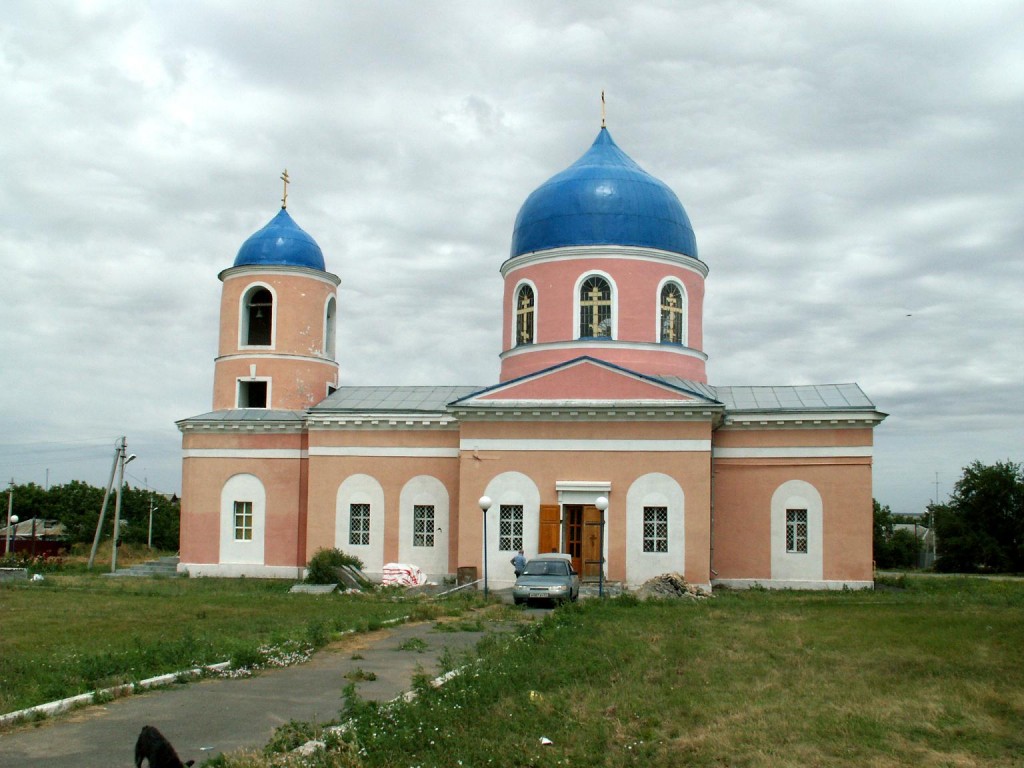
[
  {"x1": 601, "y1": 90, "x2": 606, "y2": 128},
  {"x1": 280, "y1": 169, "x2": 290, "y2": 209}
]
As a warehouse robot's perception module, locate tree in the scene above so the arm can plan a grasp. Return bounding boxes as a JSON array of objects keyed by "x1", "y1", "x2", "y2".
[
  {"x1": 932, "y1": 460, "x2": 1024, "y2": 573},
  {"x1": 873, "y1": 499, "x2": 922, "y2": 569}
]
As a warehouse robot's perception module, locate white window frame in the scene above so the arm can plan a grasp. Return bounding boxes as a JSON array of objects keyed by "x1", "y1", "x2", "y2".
[
  {"x1": 786, "y1": 509, "x2": 808, "y2": 554},
  {"x1": 656, "y1": 277, "x2": 688, "y2": 346},
  {"x1": 233, "y1": 500, "x2": 253, "y2": 541},
  {"x1": 349, "y1": 502, "x2": 370, "y2": 546},
  {"x1": 413, "y1": 504, "x2": 435, "y2": 547},
  {"x1": 572, "y1": 270, "x2": 618, "y2": 340},
  {"x1": 236, "y1": 377, "x2": 272, "y2": 409},
  {"x1": 512, "y1": 280, "x2": 537, "y2": 347},
  {"x1": 642, "y1": 506, "x2": 669, "y2": 553},
  {"x1": 238, "y1": 283, "x2": 277, "y2": 349},
  {"x1": 499, "y1": 504, "x2": 524, "y2": 552}
]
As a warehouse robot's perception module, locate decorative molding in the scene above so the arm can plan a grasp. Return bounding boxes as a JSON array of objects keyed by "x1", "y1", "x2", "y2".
[
  {"x1": 310, "y1": 446, "x2": 460, "y2": 458},
  {"x1": 460, "y1": 438, "x2": 711, "y2": 452},
  {"x1": 713, "y1": 446, "x2": 873, "y2": 459},
  {"x1": 307, "y1": 414, "x2": 459, "y2": 429},
  {"x1": 215, "y1": 352, "x2": 340, "y2": 366},
  {"x1": 721, "y1": 410, "x2": 886, "y2": 428},
  {"x1": 219, "y1": 264, "x2": 341, "y2": 287},
  {"x1": 183, "y1": 448, "x2": 307, "y2": 459},
  {"x1": 500, "y1": 338, "x2": 708, "y2": 362},
  {"x1": 500, "y1": 245, "x2": 709, "y2": 279}
]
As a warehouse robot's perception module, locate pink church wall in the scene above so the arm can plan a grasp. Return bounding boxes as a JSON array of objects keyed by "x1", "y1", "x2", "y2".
[
  {"x1": 179, "y1": 430, "x2": 308, "y2": 569},
  {"x1": 500, "y1": 254, "x2": 706, "y2": 382},
  {"x1": 304, "y1": 429, "x2": 462, "y2": 569},
  {"x1": 213, "y1": 269, "x2": 338, "y2": 411},
  {"x1": 711, "y1": 427, "x2": 875, "y2": 583},
  {"x1": 480, "y1": 361, "x2": 698, "y2": 401},
  {"x1": 455, "y1": 419, "x2": 712, "y2": 586}
]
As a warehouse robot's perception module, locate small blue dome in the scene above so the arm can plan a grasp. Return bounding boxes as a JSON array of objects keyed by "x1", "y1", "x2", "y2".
[
  {"x1": 233, "y1": 208, "x2": 325, "y2": 270},
  {"x1": 510, "y1": 129, "x2": 698, "y2": 260}
]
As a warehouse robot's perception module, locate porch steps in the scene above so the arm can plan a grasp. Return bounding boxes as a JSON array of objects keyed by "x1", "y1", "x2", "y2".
[{"x1": 107, "y1": 555, "x2": 181, "y2": 578}]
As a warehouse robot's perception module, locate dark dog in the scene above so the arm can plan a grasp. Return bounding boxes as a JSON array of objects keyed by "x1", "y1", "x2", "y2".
[{"x1": 134, "y1": 725, "x2": 195, "y2": 768}]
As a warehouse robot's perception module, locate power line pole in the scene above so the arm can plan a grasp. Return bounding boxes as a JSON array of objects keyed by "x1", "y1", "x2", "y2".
[{"x1": 88, "y1": 441, "x2": 122, "y2": 570}]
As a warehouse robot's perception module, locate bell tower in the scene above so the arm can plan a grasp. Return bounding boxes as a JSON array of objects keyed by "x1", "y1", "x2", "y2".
[{"x1": 212, "y1": 180, "x2": 340, "y2": 411}]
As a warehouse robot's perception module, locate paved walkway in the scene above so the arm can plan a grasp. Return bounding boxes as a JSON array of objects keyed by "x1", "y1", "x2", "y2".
[{"x1": 0, "y1": 618, "x2": 511, "y2": 768}]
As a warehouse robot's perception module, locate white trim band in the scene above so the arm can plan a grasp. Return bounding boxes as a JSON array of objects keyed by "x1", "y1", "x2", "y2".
[
  {"x1": 712, "y1": 446, "x2": 873, "y2": 459},
  {"x1": 309, "y1": 447, "x2": 460, "y2": 458},
  {"x1": 461, "y1": 439, "x2": 711, "y2": 452},
  {"x1": 183, "y1": 449, "x2": 306, "y2": 459}
]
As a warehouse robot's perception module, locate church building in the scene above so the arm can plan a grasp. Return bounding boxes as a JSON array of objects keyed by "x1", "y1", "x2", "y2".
[{"x1": 177, "y1": 126, "x2": 886, "y2": 591}]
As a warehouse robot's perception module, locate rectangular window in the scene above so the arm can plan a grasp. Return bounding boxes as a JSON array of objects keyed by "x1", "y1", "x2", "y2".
[
  {"x1": 349, "y1": 503, "x2": 370, "y2": 546},
  {"x1": 499, "y1": 505, "x2": 524, "y2": 551},
  {"x1": 643, "y1": 506, "x2": 669, "y2": 553},
  {"x1": 233, "y1": 501, "x2": 253, "y2": 541},
  {"x1": 238, "y1": 380, "x2": 268, "y2": 408},
  {"x1": 413, "y1": 505, "x2": 435, "y2": 547},
  {"x1": 786, "y1": 509, "x2": 808, "y2": 553}
]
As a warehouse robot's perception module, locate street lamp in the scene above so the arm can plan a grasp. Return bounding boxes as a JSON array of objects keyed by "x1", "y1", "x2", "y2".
[
  {"x1": 6, "y1": 514, "x2": 18, "y2": 555},
  {"x1": 478, "y1": 495, "x2": 492, "y2": 598},
  {"x1": 595, "y1": 496, "x2": 608, "y2": 597}
]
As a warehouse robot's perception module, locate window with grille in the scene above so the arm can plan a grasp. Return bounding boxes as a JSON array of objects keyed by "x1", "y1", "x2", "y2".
[
  {"x1": 233, "y1": 501, "x2": 253, "y2": 541},
  {"x1": 413, "y1": 505, "x2": 435, "y2": 547},
  {"x1": 499, "y1": 505, "x2": 524, "y2": 551},
  {"x1": 579, "y1": 275, "x2": 612, "y2": 338},
  {"x1": 349, "y1": 503, "x2": 370, "y2": 546},
  {"x1": 515, "y1": 285, "x2": 535, "y2": 346},
  {"x1": 786, "y1": 509, "x2": 808, "y2": 553},
  {"x1": 643, "y1": 506, "x2": 669, "y2": 553},
  {"x1": 660, "y1": 282, "x2": 684, "y2": 344}
]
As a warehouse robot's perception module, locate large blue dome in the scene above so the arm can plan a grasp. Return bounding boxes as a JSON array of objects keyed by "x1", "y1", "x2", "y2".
[
  {"x1": 509, "y1": 128, "x2": 698, "y2": 260},
  {"x1": 233, "y1": 208, "x2": 325, "y2": 271}
]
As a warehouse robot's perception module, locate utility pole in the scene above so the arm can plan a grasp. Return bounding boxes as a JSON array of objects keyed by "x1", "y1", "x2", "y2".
[
  {"x1": 146, "y1": 476, "x2": 154, "y2": 549},
  {"x1": 110, "y1": 439, "x2": 137, "y2": 573},
  {"x1": 88, "y1": 442, "x2": 122, "y2": 569}
]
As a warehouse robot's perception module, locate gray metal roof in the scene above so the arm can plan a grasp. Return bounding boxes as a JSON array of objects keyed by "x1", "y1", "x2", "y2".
[
  {"x1": 710, "y1": 383, "x2": 875, "y2": 411},
  {"x1": 312, "y1": 386, "x2": 485, "y2": 413},
  {"x1": 649, "y1": 377, "x2": 722, "y2": 402},
  {"x1": 177, "y1": 409, "x2": 307, "y2": 424}
]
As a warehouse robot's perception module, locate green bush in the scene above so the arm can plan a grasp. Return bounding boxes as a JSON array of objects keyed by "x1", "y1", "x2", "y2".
[{"x1": 305, "y1": 548, "x2": 365, "y2": 585}]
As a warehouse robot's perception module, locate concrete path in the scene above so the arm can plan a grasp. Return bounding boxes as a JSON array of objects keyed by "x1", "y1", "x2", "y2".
[{"x1": 0, "y1": 618, "x2": 510, "y2": 768}]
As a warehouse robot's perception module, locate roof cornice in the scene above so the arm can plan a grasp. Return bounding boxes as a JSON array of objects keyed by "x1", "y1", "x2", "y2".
[{"x1": 500, "y1": 245, "x2": 708, "y2": 279}]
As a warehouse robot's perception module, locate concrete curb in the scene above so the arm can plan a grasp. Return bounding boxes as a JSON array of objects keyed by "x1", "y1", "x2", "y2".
[{"x1": 0, "y1": 615, "x2": 410, "y2": 729}]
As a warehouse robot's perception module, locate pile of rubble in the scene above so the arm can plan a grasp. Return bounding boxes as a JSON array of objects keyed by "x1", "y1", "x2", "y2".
[{"x1": 635, "y1": 572, "x2": 710, "y2": 601}]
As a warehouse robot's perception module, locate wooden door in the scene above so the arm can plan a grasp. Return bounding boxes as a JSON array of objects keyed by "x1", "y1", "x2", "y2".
[
  {"x1": 582, "y1": 505, "x2": 604, "y2": 581},
  {"x1": 538, "y1": 505, "x2": 560, "y2": 556},
  {"x1": 565, "y1": 505, "x2": 583, "y2": 575}
]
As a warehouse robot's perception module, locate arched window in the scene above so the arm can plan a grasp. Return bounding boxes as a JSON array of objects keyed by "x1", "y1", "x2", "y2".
[
  {"x1": 244, "y1": 287, "x2": 273, "y2": 346},
  {"x1": 579, "y1": 276, "x2": 612, "y2": 338},
  {"x1": 324, "y1": 296, "x2": 337, "y2": 359},
  {"x1": 660, "y1": 282, "x2": 684, "y2": 344},
  {"x1": 515, "y1": 285, "x2": 535, "y2": 346}
]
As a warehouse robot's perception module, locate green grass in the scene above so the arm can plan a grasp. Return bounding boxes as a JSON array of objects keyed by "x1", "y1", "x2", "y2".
[
  {"x1": 326, "y1": 577, "x2": 1024, "y2": 768},
  {"x1": 0, "y1": 574, "x2": 426, "y2": 713}
]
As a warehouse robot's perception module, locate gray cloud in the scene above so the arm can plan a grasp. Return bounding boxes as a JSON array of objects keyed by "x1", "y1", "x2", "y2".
[{"x1": 2, "y1": 0, "x2": 1021, "y2": 516}]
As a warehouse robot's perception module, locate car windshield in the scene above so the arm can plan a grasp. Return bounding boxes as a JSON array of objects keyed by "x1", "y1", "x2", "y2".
[{"x1": 523, "y1": 560, "x2": 569, "y2": 576}]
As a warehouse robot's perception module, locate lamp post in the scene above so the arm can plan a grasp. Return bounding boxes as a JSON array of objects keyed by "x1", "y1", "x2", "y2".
[
  {"x1": 595, "y1": 496, "x2": 608, "y2": 597},
  {"x1": 478, "y1": 495, "x2": 492, "y2": 598},
  {"x1": 4, "y1": 479, "x2": 14, "y2": 555},
  {"x1": 6, "y1": 514, "x2": 18, "y2": 555}
]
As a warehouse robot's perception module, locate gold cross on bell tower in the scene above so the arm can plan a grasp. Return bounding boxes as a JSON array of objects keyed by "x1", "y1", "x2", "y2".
[{"x1": 280, "y1": 169, "x2": 290, "y2": 209}]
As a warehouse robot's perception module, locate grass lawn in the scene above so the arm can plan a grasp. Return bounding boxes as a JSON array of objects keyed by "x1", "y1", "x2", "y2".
[
  {"x1": 0, "y1": 573, "x2": 446, "y2": 714},
  {"x1": 306, "y1": 576, "x2": 1023, "y2": 768}
]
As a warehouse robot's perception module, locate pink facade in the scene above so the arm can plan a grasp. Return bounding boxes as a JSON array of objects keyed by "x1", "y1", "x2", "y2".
[{"x1": 178, "y1": 130, "x2": 886, "y2": 590}]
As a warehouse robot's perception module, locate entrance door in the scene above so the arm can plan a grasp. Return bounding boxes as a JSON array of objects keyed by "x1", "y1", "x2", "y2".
[
  {"x1": 564, "y1": 504, "x2": 583, "y2": 575},
  {"x1": 581, "y1": 505, "x2": 604, "y2": 581}
]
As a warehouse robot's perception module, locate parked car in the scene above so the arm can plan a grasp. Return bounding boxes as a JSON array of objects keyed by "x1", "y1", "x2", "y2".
[{"x1": 512, "y1": 554, "x2": 580, "y2": 605}]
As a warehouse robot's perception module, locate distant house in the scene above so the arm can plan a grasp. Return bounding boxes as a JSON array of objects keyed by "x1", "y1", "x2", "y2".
[
  {"x1": 894, "y1": 523, "x2": 936, "y2": 568},
  {"x1": 1, "y1": 518, "x2": 67, "y2": 558}
]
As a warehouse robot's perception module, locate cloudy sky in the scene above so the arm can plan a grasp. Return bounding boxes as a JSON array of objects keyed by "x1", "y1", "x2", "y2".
[{"x1": 1, "y1": 1, "x2": 1021, "y2": 516}]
